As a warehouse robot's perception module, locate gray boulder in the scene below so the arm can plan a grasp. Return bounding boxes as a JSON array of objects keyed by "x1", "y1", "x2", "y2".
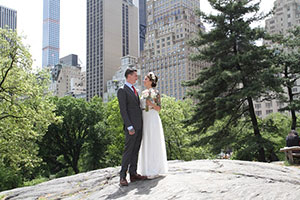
[{"x1": 1, "y1": 160, "x2": 300, "y2": 200}]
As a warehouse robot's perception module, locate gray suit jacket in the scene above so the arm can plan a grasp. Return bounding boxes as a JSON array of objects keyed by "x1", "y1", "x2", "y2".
[{"x1": 117, "y1": 84, "x2": 143, "y2": 131}]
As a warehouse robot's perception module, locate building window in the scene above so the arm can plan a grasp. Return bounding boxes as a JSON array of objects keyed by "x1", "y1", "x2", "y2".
[
  {"x1": 276, "y1": 101, "x2": 284, "y2": 108},
  {"x1": 265, "y1": 102, "x2": 272, "y2": 108},
  {"x1": 255, "y1": 104, "x2": 261, "y2": 109},
  {"x1": 266, "y1": 110, "x2": 273, "y2": 115},
  {"x1": 255, "y1": 111, "x2": 262, "y2": 116}
]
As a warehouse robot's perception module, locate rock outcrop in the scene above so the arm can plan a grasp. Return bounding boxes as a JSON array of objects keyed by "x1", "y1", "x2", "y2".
[{"x1": 1, "y1": 160, "x2": 300, "y2": 200}]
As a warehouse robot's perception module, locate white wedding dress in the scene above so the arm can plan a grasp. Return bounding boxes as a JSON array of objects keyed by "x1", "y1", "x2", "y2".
[{"x1": 137, "y1": 104, "x2": 168, "y2": 177}]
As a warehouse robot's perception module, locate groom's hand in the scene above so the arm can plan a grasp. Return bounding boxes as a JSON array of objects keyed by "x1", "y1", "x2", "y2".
[
  {"x1": 129, "y1": 129, "x2": 135, "y2": 135},
  {"x1": 127, "y1": 126, "x2": 135, "y2": 135}
]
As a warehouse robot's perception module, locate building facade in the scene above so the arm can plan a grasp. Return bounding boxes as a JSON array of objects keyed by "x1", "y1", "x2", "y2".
[
  {"x1": 139, "y1": 0, "x2": 204, "y2": 100},
  {"x1": 254, "y1": 0, "x2": 300, "y2": 118},
  {"x1": 253, "y1": 98, "x2": 285, "y2": 118},
  {"x1": 139, "y1": 0, "x2": 147, "y2": 52},
  {"x1": 103, "y1": 56, "x2": 140, "y2": 102},
  {"x1": 0, "y1": 5, "x2": 17, "y2": 30},
  {"x1": 51, "y1": 61, "x2": 86, "y2": 98},
  {"x1": 42, "y1": 0, "x2": 60, "y2": 68},
  {"x1": 86, "y1": 0, "x2": 139, "y2": 100},
  {"x1": 265, "y1": 0, "x2": 300, "y2": 36},
  {"x1": 68, "y1": 71, "x2": 86, "y2": 98},
  {"x1": 59, "y1": 54, "x2": 79, "y2": 67}
]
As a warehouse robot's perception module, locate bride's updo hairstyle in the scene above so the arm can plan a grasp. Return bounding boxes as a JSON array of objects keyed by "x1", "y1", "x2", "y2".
[{"x1": 147, "y1": 72, "x2": 158, "y2": 88}]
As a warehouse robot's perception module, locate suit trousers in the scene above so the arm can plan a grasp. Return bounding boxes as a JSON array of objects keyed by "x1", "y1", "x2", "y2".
[{"x1": 120, "y1": 128, "x2": 142, "y2": 178}]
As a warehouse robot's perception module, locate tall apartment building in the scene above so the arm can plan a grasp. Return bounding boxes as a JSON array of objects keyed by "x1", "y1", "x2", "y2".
[
  {"x1": 254, "y1": 0, "x2": 300, "y2": 118},
  {"x1": 265, "y1": 0, "x2": 300, "y2": 36},
  {"x1": 42, "y1": 0, "x2": 60, "y2": 68},
  {"x1": 0, "y1": 5, "x2": 17, "y2": 30},
  {"x1": 139, "y1": 0, "x2": 204, "y2": 100},
  {"x1": 86, "y1": 0, "x2": 138, "y2": 100}
]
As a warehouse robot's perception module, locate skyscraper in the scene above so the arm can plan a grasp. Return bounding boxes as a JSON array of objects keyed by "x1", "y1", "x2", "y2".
[
  {"x1": 86, "y1": 0, "x2": 138, "y2": 100},
  {"x1": 0, "y1": 5, "x2": 17, "y2": 30},
  {"x1": 139, "y1": 0, "x2": 147, "y2": 52},
  {"x1": 42, "y1": 0, "x2": 60, "y2": 68},
  {"x1": 139, "y1": 0, "x2": 204, "y2": 100}
]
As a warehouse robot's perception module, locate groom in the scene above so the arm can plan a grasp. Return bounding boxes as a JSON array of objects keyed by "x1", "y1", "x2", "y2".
[{"x1": 117, "y1": 68, "x2": 147, "y2": 186}]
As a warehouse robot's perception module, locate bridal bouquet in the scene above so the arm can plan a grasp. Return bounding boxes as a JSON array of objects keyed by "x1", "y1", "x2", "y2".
[{"x1": 141, "y1": 88, "x2": 158, "y2": 111}]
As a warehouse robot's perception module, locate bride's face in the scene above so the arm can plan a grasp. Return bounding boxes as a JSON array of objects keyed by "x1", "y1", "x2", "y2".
[{"x1": 143, "y1": 76, "x2": 152, "y2": 88}]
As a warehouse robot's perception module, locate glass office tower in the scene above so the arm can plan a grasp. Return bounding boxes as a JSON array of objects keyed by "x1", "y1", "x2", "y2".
[{"x1": 42, "y1": 0, "x2": 60, "y2": 68}]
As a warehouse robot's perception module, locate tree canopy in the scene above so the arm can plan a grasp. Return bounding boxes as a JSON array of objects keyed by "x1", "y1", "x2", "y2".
[
  {"x1": 184, "y1": 0, "x2": 282, "y2": 161},
  {"x1": 0, "y1": 28, "x2": 57, "y2": 190},
  {"x1": 271, "y1": 26, "x2": 300, "y2": 129},
  {"x1": 39, "y1": 96, "x2": 106, "y2": 174}
]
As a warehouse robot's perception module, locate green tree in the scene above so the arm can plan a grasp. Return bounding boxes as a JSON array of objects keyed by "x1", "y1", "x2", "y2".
[
  {"x1": 39, "y1": 96, "x2": 106, "y2": 174},
  {"x1": 184, "y1": 0, "x2": 282, "y2": 162},
  {"x1": 104, "y1": 97, "x2": 124, "y2": 167},
  {"x1": 195, "y1": 113, "x2": 290, "y2": 162},
  {"x1": 0, "y1": 28, "x2": 56, "y2": 190},
  {"x1": 271, "y1": 26, "x2": 300, "y2": 130},
  {"x1": 260, "y1": 113, "x2": 291, "y2": 161},
  {"x1": 103, "y1": 96, "x2": 209, "y2": 166},
  {"x1": 160, "y1": 96, "x2": 208, "y2": 160},
  {"x1": 79, "y1": 120, "x2": 109, "y2": 172}
]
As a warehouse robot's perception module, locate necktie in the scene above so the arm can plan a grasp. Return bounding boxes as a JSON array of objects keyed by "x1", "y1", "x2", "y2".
[{"x1": 132, "y1": 86, "x2": 138, "y2": 96}]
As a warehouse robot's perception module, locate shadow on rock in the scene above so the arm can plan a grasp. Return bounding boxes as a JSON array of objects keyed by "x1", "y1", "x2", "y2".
[{"x1": 105, "y1": 176, "x2": 165, "y2": 199}]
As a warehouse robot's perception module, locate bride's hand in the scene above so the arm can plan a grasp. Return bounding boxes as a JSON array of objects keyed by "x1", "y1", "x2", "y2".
[
  {"x1": 146, "y1": 99, "x2": 161, "y2": 112},
  {"x1": 146, "y1": 100, "x2": 155, "y2": 107},
  {"x1": 146, "y1": 99, "x2": 152, "y2": 106}
]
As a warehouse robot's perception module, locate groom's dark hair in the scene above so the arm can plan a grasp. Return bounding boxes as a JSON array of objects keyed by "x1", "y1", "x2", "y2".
[{"x1": 125, "y1": 67, "x2": 137, "y2": 78}]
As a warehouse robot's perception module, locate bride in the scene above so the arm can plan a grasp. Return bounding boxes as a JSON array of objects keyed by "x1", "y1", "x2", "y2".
[{"x1": 137, "y1": 72, "x2": 168, "y2": 179}]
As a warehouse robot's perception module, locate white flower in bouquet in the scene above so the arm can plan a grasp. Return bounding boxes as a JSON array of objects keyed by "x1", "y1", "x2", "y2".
[
  {"x1": 141, "y1": 89, "x2": 150, "y2": 99},
  {"x1": 150, "y1": 89, "x2": 157, "y2": 99}
]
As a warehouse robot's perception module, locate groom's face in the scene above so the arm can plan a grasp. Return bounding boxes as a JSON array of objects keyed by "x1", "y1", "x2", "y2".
[{"x1": 127, "y1": 71, "x2": 138, "y2": 84}]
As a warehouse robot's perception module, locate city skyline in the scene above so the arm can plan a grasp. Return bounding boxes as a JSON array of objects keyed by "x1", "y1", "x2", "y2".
[
  {"x1": 0, "y1": 0, "x2": 274, "y2": 71},
  {"x1": 0, "y1": 0, "x2": 87, "y2": 70}
]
